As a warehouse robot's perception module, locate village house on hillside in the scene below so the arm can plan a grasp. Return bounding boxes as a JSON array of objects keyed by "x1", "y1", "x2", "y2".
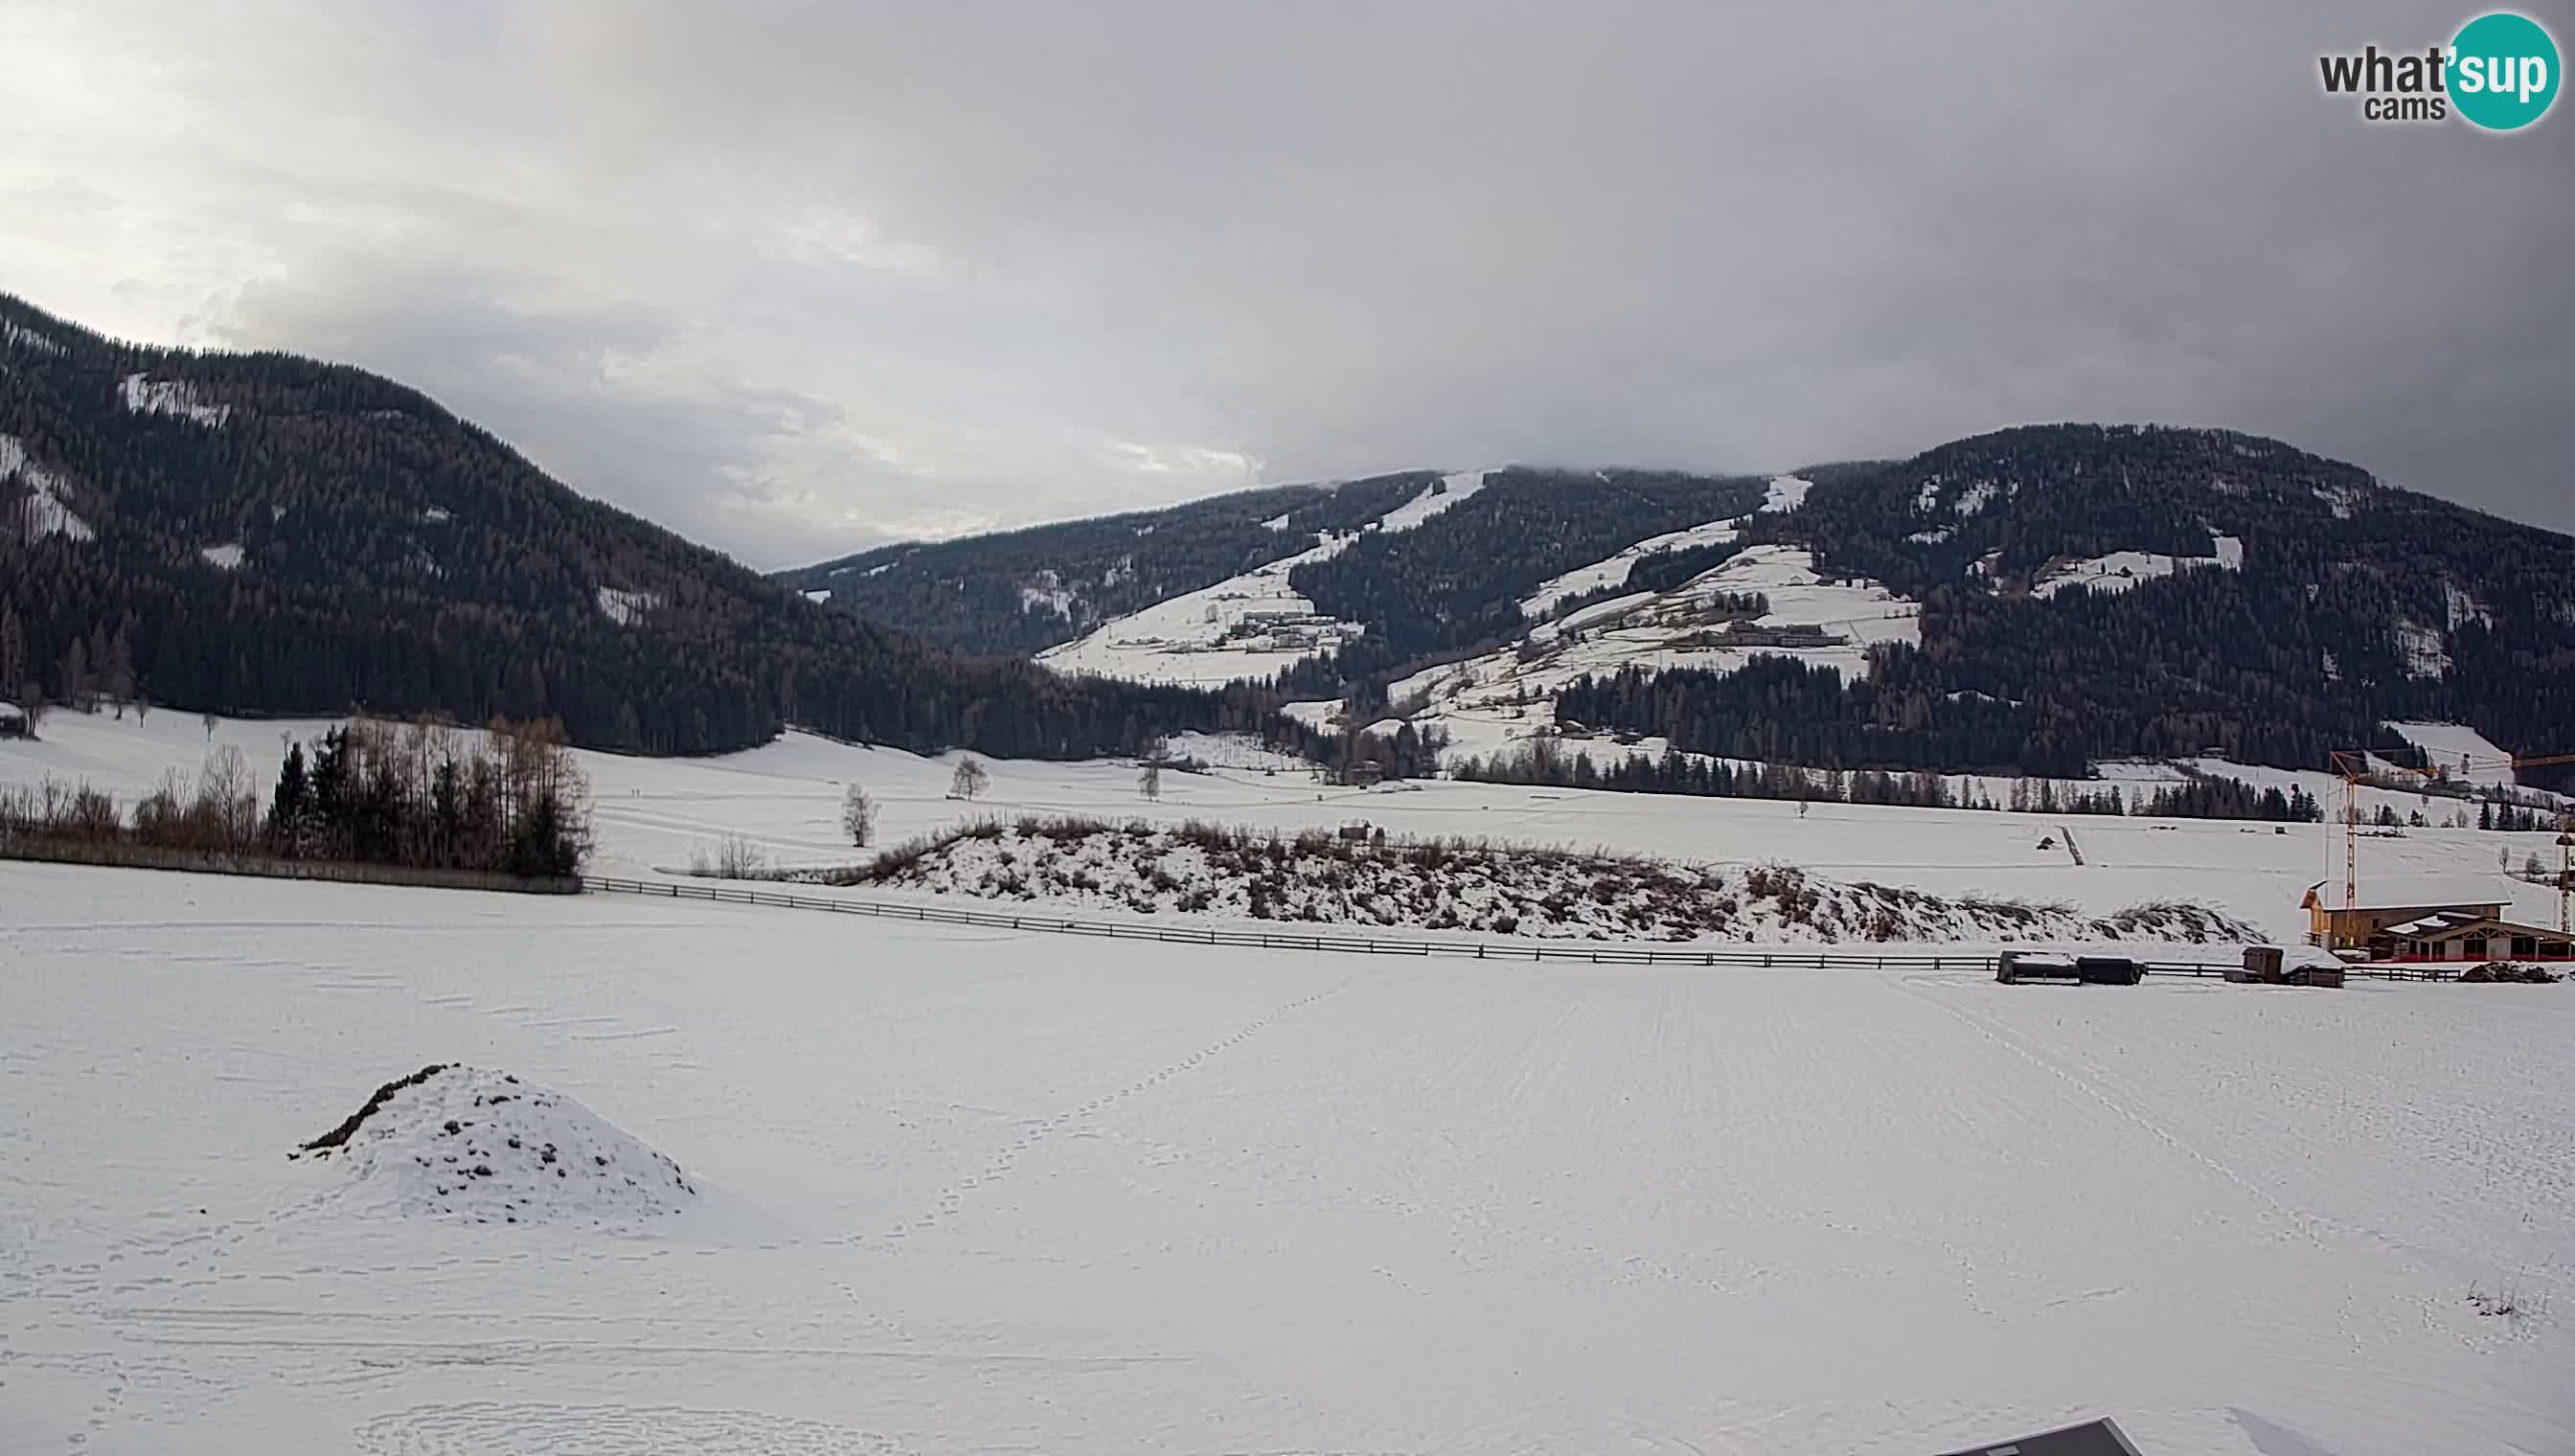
[{"x1": 2302, "y1": 877, "x2": 2569, "y2": 962}]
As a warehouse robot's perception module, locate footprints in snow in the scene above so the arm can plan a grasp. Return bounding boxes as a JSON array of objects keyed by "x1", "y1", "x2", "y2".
[{"x1": 878, "y1": 975, "x2": 1358, "y2": 1244}]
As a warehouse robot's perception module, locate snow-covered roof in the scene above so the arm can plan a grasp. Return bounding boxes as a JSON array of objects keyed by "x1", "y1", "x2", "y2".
[
  {"x1": 2384, "y1": 910, "x2": 2561, "y2": 938},
  {"x1": 0, "y1": 700, "x2": 23, "y2": 721}
]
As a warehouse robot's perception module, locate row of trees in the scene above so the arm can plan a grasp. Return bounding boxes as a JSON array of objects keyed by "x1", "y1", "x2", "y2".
[
  {"x1": 1448, "y1": 737, "x2": 2333, "y2": 823},
  {"x1": 0, "y1": 715, "x2": 594, "y2": 876}
]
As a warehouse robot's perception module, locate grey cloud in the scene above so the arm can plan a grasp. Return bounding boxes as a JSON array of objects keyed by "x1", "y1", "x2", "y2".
[{"x1": 3, "y1": 0, "x2": 2569, "y2": 567}]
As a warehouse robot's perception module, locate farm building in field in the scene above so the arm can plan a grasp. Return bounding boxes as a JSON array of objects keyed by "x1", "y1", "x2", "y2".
[
  {"x1": 0, "y1": 701, "x2": 26, "y2": 739},
  {"x1": 2372, "y1": 910, "x2": 2570, "y2": 963},
  {"x1": 2301, "y1": 878, "x2": 2568, "y2": 960},
  {"x1": 2302, "y1": 877, "x2": 2502, "y2": 951}
]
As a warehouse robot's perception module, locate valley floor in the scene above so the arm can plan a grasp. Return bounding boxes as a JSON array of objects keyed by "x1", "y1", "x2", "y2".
[
  {"x1": 5, "y1": 865, "x2": 2572, "y2": 1455},
  {"x1": 7, "y1": 711, "x2": 2568, "y2": 945}
]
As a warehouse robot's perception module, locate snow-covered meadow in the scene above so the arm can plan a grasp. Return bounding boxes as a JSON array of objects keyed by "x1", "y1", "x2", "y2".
[
  {"x1": 5, "y1": 862, "x2": 2571, "y2": 1455},
  {"x1": 5, "y1": 707, "x2": 2568, "y2": 945}
]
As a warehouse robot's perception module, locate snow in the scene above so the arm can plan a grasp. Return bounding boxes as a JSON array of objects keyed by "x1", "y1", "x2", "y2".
[
  {"x1": 11, "y1": 709, "x2": 2571, "y2": 946},
  {"x1": 841, "y1": 821, "x2": 2249, "y2": 943},
  {"x1": 1153, "y1": 730, "x2": 1310, "y2": 773},
  {"x1": 1906, "y1": 526, "x2": 1953, "y2": 544},
  {"x1": 1037, "y1": 494, "x2": 1441, "y2": 686},
  {"x1": 802, "y1": 587, "x2": 832, "y2": 603},
  {"x1": 1372, "y1": 468, "x2": 1490, "y2": 534},
  {"x1": 2033, "y1": 543, "x2": 2242, "y2": 599},
  {"x1": 2386, "y1": 722, "x2": 2517, "y2": 785},
  {"x1": 2443, "y1": 580, "x2": 2493, "y2": 631},
  {"x1": 1406, "y1": 544, "x2": 1924, "y2": 763},
  {"x1": 596, "y1": 585, "x2": 659, "y2": 626},
  {"x1": 0, "y1": 700, "x2": 22, "y2": 724},
  {"x1": 1759, "y1": 473, "x2": 1812, "y2": 513},
  {"x1": 293, "y1": 1065, "x2": 696, "y2": 1227},
  {"x1": 1515, "y1": 515, "x2": 1743, "y2": 618},
  {"x1": 1, "y1": 432, "x2": 96, "y2": 541},
  {"x1": 2, "y1": 317, "x2": 66, "y2": 354},
  {"x1": 1953, "y1": 479, "x2": 2003, "y2": 515},
  {"x1": 1016, "y1": 584, "x2": 1076, "y2": 618},
  {"x1": 2315, "y1": 481, "x2": 2365, "y2": 518},
  {"x1": 2395, "y1": 620, "x2": 2450, "y2": 678},
  {"x1": 119, "y1": 372, "x2": 232, "y2": 427},
  {"x1": 4, "y1": 861, "x2": 2572, "y2": 1455},
  {"x1": 422, "y1": 507, "x2": 451, "y2": 524},
  {"x1": 198, "y1": 542, "x2": 245, "y2": 570},
  {"x1": 1260, "y1": 512, "x2": 1293, "y2": 531},
  {"x1": 1279, "y1": 698, "x2": 1339, "y2": 731}
]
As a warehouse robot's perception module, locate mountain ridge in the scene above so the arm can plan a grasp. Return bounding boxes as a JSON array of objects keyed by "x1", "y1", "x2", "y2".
[{"x1": 0, "y1": 292, "x2": 1250, "y2": 759}]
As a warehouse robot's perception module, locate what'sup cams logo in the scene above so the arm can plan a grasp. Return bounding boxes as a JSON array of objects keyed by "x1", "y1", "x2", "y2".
[{"x1": 2319, "y1": 11, "x2": 2560, "y2": 129}]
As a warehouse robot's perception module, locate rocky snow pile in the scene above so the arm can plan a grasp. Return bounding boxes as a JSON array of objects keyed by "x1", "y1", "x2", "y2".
[
  {"x1": 292, "y1": 1065, "x2": 695, "y2": 1226},
  {"x1": 822, "y1": 818, "x2": 2257, "y2": 944}
]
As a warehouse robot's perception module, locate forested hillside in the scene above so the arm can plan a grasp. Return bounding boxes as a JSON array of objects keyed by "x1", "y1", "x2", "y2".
[
  {"x1": 0, "y1": 293, "x2": 1246, "y2": 758},
  {"x1": 1269, "y1": 467, "x2": 1770, "y2": 695},
  {"x1": 1564, "y1": 425, "x2": 2575, "y2": 784},
  {"x1": 775, "y1": 473, "x2": 1432, "y2": 655}
]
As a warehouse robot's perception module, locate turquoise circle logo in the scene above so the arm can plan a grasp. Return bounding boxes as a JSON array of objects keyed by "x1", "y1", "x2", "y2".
[{"x1": 2450, "y1": 11, "x2": 2560, "y2": 130}]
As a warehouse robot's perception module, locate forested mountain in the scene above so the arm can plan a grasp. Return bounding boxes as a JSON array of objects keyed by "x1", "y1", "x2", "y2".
[
  {"x1": 784, "y1": 421, "x2": 2575, "y2": 788},
  {"x1": 0, "y1": 293, "x2": 1248, "y2": 758},
  {"x1": 1595, "y1": 426, "x2": 2575, "y2": 785},
  {"x1": 775, "y1": 472, "x2": 1432, "y2": 655}
]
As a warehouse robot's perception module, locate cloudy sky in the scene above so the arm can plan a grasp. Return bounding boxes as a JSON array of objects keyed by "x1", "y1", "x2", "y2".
[{"x1": 3, "y1": 1, "x2": 2568, "y2": 567}]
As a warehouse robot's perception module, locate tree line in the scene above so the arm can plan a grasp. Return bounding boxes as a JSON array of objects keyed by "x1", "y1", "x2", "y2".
[{"x1": 0, "y1": 716, "x2": 593, "y2": 876}]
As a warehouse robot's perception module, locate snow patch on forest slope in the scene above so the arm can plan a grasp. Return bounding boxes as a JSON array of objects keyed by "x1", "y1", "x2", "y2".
[
  {"x1": 1517, "y1": 516, "x2": 1744, "y2": 618},
  {"x1": 826, "y1": 819, "x2": 2254, "y2": 944},
  {"x1": 596, "y1": 586, "x2": 659, "y2": 626},
  {"x1": 291, "y1": 1065, "x2": 695, "y2": 1227},
  {"x1": 1, "y1": 433, "x2": 95, "y2": 541},
  {"x1": 1036, "y1": 483, "x2": 1480, "y2": 686},
  {"x1": 1759, "y1": 475, "x2": 1812, "y2": 513},
  {"x1": 2, "y1": 318, "x2": 66, "y2": 355},
  {"x1": 198, "y1": 542, "x2": 245, "y2": 570},
  {"x1": 1375, "y1": 469, "x2": 1490, "y2": 534},
  {"x1": 2386, "y1": 722, "x2": 2516, "y2": 785},
  {"x1": 120, "y1": 373, "x2": 231, "y2": 427},
  {"x1": 2395, "y1": 620, "x2": 2450, "y2": 678},
  {"x1": 2033, "y1": 540, "x2": 2243, "y2": 599}
]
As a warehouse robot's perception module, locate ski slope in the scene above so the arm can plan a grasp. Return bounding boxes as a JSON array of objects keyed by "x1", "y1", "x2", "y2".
[{"x1": 4, "y1": 864, "x2": 2570, "y2": 1455}]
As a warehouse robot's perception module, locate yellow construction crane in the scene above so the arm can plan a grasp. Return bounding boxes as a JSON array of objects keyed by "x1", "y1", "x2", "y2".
[{"x1": 2331, "y1": 747, "x2": 2575, "y2": 931}]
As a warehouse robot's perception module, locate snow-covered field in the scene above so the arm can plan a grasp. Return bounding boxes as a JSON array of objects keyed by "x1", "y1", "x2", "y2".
[
  {"x1": 5, "y1": 864, "x2": 2571, "y2": 1455},
  {"x1": 6, "y1": 708, "x2": 2567, "y2": 945}
]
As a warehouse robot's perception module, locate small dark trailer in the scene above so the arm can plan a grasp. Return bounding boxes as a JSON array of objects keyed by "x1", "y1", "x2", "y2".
[{"x1": 1995, "y1": 953, "x2": 2083, "y2": 985}]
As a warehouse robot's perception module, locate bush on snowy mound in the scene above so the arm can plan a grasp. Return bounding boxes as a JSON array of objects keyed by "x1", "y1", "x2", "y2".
[
  {"x1": 799, "y1": 816, "x2": 2260, "y2": 944},
  {"x1": 2459, "y1": 961, "x2": 2563, "y2": 984},
  {"x1": 292, "y1": 1065, "x2": 695, "y2": 1226}
]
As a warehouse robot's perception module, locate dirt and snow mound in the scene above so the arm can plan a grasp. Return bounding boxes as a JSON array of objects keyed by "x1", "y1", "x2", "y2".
[
  {"x1": 820, "y1": 818, "x2": 2259, "y2": 944},
  {"x1": 294, "y1": 1065, "x2": 695, "y2": 1226}
]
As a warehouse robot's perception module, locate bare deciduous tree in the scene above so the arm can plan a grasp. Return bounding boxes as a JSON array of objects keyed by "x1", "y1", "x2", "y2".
[
  {"x1": 203, "y1": 708, "x2": 220, "y2": 741},
  {"x1": 949, "y1": 757, "x2": 990, "y2": 802},
  {"x1": 1138, "y1": 759, "x2": 1162, "y2": 802},
  {"x1": 840, "y1": 784, "x2": 877, "y2": 846}
]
